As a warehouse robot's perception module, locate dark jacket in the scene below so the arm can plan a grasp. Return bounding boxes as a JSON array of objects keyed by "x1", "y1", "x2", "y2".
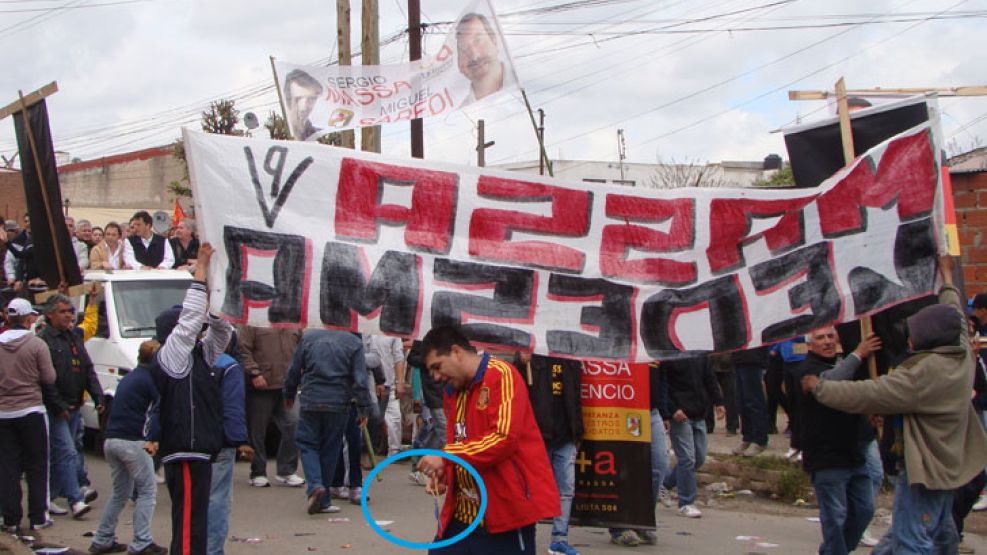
[
  {"x1": 663, "y1": 355, "x2": 722, "y2": 421},
  {"x1": 650, "y1": 362, "x2": 670, "y2": 418},
  {"x1": 214, "y1": 353, "x2": 248, "y2": 448},
  {"x1": 284, "y1": 330, "x2": 374, "y2": 415},
  {"x1": 39, "y1": 325, "x2": 103, "y2": 413},
  {"x1": 521, "y1": 354, "x2": 584, "y2": 446},
  {"x1": 795, "y1": 352, "x2": 865, "y2": 472},
  {"x1": 105, "y1": 364, "x2": 160, "y2": 442},
  {"x1": 170, "y1": 237, "x2": 199, "y2": 268},
  {"x1": 151, "y1": 281, "x2": 232, "y2": 463},
  {"x1": 731, "y1": 345, "x2": 771, "y2": 369}
]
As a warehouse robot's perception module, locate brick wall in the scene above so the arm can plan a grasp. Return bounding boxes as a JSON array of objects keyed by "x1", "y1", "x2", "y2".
[
  {"x1": 0, "y1": 171, "x2": 26, "y2": 222},
  {"x1": 954, "y1": 171, "x2": 987, "y2": 293}
]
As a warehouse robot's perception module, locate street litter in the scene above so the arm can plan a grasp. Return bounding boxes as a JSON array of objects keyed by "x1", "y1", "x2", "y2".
[
  {"x1": 806, "y1": 517, "x2": 820, "y2": 523},
  {"x1": 327, "y1": 517, "x2": 351, "y2": 523},
  {"x1": 295, "y1": 532, "x2": 316, "y2": 536},
  {"x1": 375, "y1": 520, "x2": 395, "y2": 526},
  {"x1": 705, "y1": 482, "x2": 731, "y2": 493},
  {"x1": 676, "y1": 531, "x2": 692, "y2": 536},
  {"x1": 756, "y1": 542, "x2": 780, "y2": 548},
  {"x1": 736, "y1": 489, "x2": 754, "y2": 496},
  {"x1": 341, "y1": 544, "x2": 352, "y2": 549},
  {"x1": 230, "y1": 536, "x2": 263, "y2": 544},
  {"x1": 736, "y1": 536, "x2": 761, "y2": 541}
]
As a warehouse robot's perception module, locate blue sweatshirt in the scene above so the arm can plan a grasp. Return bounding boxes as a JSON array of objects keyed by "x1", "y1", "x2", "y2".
[
  {"x1": 105, "y1": 364, "x2": 160, "y2": 442},
  {"x1": 214, "y1": 353, "x2": 248, "y2": 447}
]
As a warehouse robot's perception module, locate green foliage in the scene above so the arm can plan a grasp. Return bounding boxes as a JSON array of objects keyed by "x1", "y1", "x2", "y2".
[
  {"x1": 317, "y1": 132, "x2": 345, "y2": 146},
  {"x1": 775, "y1": 467, "x2": 812, "y2": 501},
  {"x1": 264, "y1": 111, "x2": 290, "y2": 140},
  {"x1": 200, "y1": 100, "x2": 244, "y2": 136},
  {"x1": 752, "y1": 163, "x2": 795, "y2": 187}
]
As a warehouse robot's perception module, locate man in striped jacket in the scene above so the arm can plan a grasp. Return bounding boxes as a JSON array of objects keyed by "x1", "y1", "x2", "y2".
[{"x1": 416, "y1": 326, "x2": 559, "y2": 554}]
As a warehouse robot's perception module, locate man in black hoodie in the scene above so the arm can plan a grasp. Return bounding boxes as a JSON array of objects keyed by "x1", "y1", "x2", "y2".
[
  {"x1": 661, "y1": 355, "x2": 723, "y2": 519},
  {"x1": 794, "y1": 326, "x2": 880, "y2": 555}
]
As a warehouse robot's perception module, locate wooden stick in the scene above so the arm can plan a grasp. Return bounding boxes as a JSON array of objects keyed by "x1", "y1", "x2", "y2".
[
  {"x1": 790, "y1": 85, "x2": 987, "y2": 101},
  {"x1": 269, "y1": 56, "x2": 290, "y2": 132},
  {"x1": 834, "y1": 78, "x2": 878, "y2": 381},
  {"x1": 0, "y1": 82, "x2": 57, "y2": 121},
  {"x1": 18, "y1": 90, "x2": 67, "y2": 291}
]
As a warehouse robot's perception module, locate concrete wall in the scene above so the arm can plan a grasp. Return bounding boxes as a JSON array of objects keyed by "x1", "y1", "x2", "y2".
[
  {"x1": 57, "y1": 146, "x2": 182, "y2": 210},
  {"x1": 954, "y1": 171, "x2": 987, "y2": 294}
]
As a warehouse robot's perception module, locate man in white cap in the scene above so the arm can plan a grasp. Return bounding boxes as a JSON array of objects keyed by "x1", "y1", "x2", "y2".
[{"x1": 0, "y1": 298, "x2": 57, "y2": 535}]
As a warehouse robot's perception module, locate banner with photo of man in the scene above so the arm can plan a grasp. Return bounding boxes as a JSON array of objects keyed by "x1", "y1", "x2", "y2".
[{"x1": 274, "y1": 0, "x2": 519, "y2": 141}]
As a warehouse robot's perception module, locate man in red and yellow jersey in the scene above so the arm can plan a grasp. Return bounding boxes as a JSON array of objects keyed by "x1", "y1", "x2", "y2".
[{"x1": 417, "y1": 326, "x2": 559, "y2": 554}]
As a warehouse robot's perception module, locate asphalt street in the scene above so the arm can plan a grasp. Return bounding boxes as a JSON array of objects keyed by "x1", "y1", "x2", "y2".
[{"x1": 24, "y1": 445, "x2": 987, "y2": 554}]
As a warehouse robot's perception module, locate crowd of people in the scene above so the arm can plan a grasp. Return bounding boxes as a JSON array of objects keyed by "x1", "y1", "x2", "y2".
[
  {"x1": 1, "y1": 210, "x2": 987, "y2": 555},
  {"x1": 1, "y1": 210, "x2": 200, "y2": 299}
]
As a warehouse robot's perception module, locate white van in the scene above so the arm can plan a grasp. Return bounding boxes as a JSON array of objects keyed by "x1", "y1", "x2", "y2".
[{"x1": 77, "y1": 269, "x2": 193, "y2": 431}]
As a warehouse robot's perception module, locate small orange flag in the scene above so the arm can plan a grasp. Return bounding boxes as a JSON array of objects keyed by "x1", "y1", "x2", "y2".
[{"x1": 172, "y1": 198, "x2": 187, "y2": 228}]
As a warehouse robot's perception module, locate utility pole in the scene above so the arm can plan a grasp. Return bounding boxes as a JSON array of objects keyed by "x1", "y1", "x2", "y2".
[
  {"x1": 409, "y1": 0, "x2": 423, "y2": 159},
  {"x1": 538, "y1": 109, "x2": 545, "y2": 175},
  {"x1": 617, "y1": 128, "x2": 627, "y2": 181},
  {"x1": 337, "y1": 0, "x2": 355, "y2": 149},
  {"x1": 476, "y1": 119, "x2": 495, "y2": 167},
  {"x1": 361, "y1": 0, "x2": 380, "y2": 153}
]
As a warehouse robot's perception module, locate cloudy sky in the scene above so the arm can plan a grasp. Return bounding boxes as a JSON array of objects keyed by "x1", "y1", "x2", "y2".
[{"x1": 1, "y1": 0, "x2": 986, "y2": 169}]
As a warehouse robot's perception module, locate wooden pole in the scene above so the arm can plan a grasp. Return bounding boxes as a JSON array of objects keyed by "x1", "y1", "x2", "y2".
[
  {"x1": 17, "y1": 91, "x2": 67, "y2": 288},
  {"x1": 790, "y1": 85, "x2": 987, "y2": 101},
  {"x1": 477, "y1": 119, "x2": 486, "y2": 167},
  {"x1": 409, "y1": 0, "x2": 423, "y2": 159},
  {"x1": 337, "y1": 0, "x2": 355, "y2": 149},
  {"x1": 269, "y1": 56, "x2": 290, "y2": 130},
  {"x1": 361, "y1": 0, "x2": 381, "y2": 153},
  {"x1": 834, "y1": 78, "x2": 878, "y2": 381},
  {"x1": 521, "y1": 89, "x2": 553, "y2": 176}
]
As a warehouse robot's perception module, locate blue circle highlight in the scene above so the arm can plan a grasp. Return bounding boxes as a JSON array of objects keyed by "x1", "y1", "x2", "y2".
[{"x1": 361, "y1": 448, "x2": 487, "y2": 550}]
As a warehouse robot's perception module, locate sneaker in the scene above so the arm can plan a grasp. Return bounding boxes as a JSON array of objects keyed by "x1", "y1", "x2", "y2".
[
  {"x1": 89, "y1": 541, "x2": 128, "y2": 554},
  {"x1": 307, "y1": 487, "x2": 326, "y2": 515},
  {"x1": 71, "y1": 501, "x2": 92, "y2": 519},
  {"x1": 48, "y1": 500, "x2": 69, "y2": 515},
  {"x1": 317, "y1": 504, "x2": 341, "y2": 514},
  {"x1": 129, "y1": 542, "x2": 168, "y2": 554},
  {"x1": 745, "y1": 444, "x2": 767, "y2": 457},
  {"x1": 638, "y1": 530, "x2": 658, "y2": 545},
  {"x1": 860, "y1": 530, "x2": 880, "y2": 548},
  {"x1": 973, "y1": 493, "x2": 987, "y2": 511},
  {"x1": 249, "y1": 476, "x2": 271, "y2": 488},
  {"x1": 155, "y1": 468, "x2": 165, "y2": 485},
  {"x1": 276, "y1": 474, "x2": 305, "y2": 487},
  {"x1": 409, "y1": 471, "x2": 428, "y2": 486},
  {"x1": 349, "y1": 486, "x2": 363, "y2": 505},
  {"x1": 30, "y1": 519, "x2": 54, "y2": 530},
  {"x1": 731, "y1": 441, "x2": 751, "y2": 455},
  {"x1": 330, "y1": 486, "x2": 350, "y2": 499},
  {"x1": 610, "y1": 529, "x2": 641, "y2": 547},
  {"x1": 677, "y1": 504, "x2": 702, "y2": 518},
  {"x1": 658, "y1": 486, "x2": 673, "y2": 508},
  {"x1": 548, "y1": 540, "x2": 580, "y2": 555},
  {"x1": 1, "y1": 523, "x2": 19, "y2": 534},
  {"x1": 81, "y1": 486, "x2": 99, "y2": 504}
]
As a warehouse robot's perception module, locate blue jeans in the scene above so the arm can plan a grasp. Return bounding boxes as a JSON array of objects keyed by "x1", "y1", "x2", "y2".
[
  {"x1": 333, "y1": 408, "x2": 363, "y2": 489},
  {"x1": 863, "y1": 439, "x2": 883, "y2": 498},
  {"x1": 666, "y1": 419, "x2": 707, "y2": 507},
  {"x1": 93, "y1": 439, "x2": 156, "y2": 552},
  {"x1": 650, "y1": 409, "x2": 670, "y2": 507},
  {"x1": 734, "y1": 364, "x2": 768, "y2": 446},
  {"x1": 547, "y1": 442, "x2": 576, "y2": 541},
  {"x1": 882, "y1": 468, "x2": 955, "y2": 555},
  {"x1": 69, "y1": 408, "x2": 89, "y2": 487},
  {"x1": 811, "y1": 464, "x2": 875, "y2": 554},
  {"x1": 48, "y1": 412, "x2": 83, "y2": 504},
  {"x1": 296, "y1": 410, "x2": 348, "y2": 507},
  {"x1": 207, "y1": 447, "x2": 236, "y2": 555}
]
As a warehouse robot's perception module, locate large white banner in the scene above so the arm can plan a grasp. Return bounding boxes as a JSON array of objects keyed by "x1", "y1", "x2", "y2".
[
  {"x1": 186, "y1": 123, "x2": 944, "y2": 362},
  {"x1": 275, "y1": 0, "x2": 519, "y2": 141}
]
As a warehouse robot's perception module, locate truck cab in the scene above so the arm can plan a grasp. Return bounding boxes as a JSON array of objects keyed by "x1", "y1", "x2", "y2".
[{"x1": 77, "y1": 269, "x2": 193, "y2": 430}]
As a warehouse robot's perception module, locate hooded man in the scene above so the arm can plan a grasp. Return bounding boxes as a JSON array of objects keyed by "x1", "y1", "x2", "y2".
[{"x1": 803, "y1": 256, "x2": 987, "y2": 553}]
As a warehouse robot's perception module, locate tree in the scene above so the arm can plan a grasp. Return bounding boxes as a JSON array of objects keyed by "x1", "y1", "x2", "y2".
[
  {"x1": 646, "y1": 157, "x2": 733, "y2": 189},
  {"x1": 169, "y1": 99, "x2": 245, "y2": 198},
  {"x1": 264, "y1": 111, "x2": 290, "y2": 140},
  {"x1": 752, "y1": 163, "x2": 795, "y2": 187}
]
